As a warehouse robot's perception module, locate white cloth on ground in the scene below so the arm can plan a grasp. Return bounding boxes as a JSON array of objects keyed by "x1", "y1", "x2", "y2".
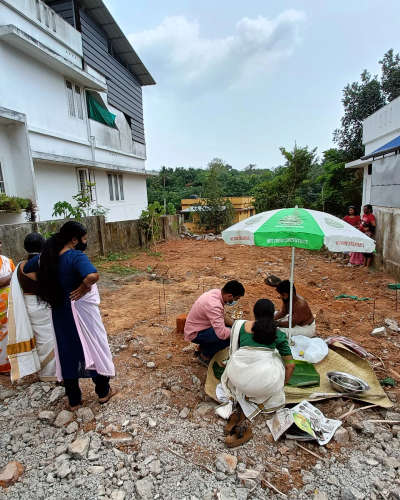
[
  {"x1": 215, "y1": 320, "x2": 285, "y2": 420},
  {"x1": 279, "y1": 314, "x2": 316, "y2": 338}
]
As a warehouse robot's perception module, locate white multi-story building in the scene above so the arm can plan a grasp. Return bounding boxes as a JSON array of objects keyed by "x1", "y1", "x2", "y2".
[
  {"x1": 346, "y1": 96, "x2": 400, "y2": 278},
  {"x1": 0, "y1": 0, "x2": 155, "y2": 223}
]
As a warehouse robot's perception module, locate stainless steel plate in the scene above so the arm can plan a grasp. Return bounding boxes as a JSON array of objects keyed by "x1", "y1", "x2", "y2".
[{"x1": 327, "y1": 371, "x2": 370, "y2": 393}]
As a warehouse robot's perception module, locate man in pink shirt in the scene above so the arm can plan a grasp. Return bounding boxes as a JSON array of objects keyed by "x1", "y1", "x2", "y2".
[{"x1": 184, "y1": 280, "x2": 245, "y2": 364}]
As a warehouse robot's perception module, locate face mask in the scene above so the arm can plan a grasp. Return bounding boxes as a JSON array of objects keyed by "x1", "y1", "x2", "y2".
[
  {"x1": 227, "y1": 300, "x2": 238, "y2": 306},
  {"x1": 75, "y1": 240, "x2": 87, "y2": 252}
]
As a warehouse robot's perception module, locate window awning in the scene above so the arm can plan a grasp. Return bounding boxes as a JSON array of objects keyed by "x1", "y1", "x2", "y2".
[{"x1": 362, "y1": 135, "x2": 400, "y2": 160}]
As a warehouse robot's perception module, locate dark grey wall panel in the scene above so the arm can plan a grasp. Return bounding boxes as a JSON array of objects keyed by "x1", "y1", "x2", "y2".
[
  {"x1": 79, "y1": 9, "x2": 145, "y2": 144},
  {"x1": 46, "y1": 0, "x2": 75, "y2": 26}
]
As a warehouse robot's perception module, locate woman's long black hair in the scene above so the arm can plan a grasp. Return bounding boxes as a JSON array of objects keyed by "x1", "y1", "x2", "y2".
[
  {"x1": 251, "y1": 298, "x2": 277, "y2": 345},
  {"x1": 37, "y1": 221, "x2": 87, "y2": 307}
]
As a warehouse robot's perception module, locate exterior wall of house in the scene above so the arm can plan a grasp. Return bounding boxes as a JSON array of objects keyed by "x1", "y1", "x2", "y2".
[
  {"x1": 181, "y1": 196, "x2": 255, "y2": 233},
  {"x1": 94, "y1": 170, "x2": 148, "y2": 222},
  {"x1": 359, "y1": 97, "x2": 400, "y2": 279},
  {"x1": 34, "y1": 162, "x2": 148, "y2": 222},
  {"x1": 0, "y1": 0, "x2": 150, "y2": 223},
  {"x1": 0, "y1": 0, "x2": 82, "y2": 62},
  {"x1": 363, "y1": 96, "x2": 400, "y2": 154}
]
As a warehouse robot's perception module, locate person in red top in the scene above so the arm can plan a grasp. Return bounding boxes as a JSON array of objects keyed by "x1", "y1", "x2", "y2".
[
  {"x1": 343, "y1": 206, "x2": 364, "y2": 266},
  {"x1": 343, "y1": 206, "x2": 361, "y2": 227},
  {"x1": 359, "y1": 204, "x2": 376, "y2": 267}
]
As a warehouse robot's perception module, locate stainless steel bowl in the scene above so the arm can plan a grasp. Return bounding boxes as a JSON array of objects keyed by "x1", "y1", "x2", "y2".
[{"x1": 327, "y1": 371, "x2": 370, "y2": 393}]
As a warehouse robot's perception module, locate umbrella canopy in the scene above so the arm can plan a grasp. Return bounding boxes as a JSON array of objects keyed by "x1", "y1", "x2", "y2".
[
  {"x1": 222, "y1": 207, "x2": 375, "y2": 253},
  {"x1": 222, "y1": 207, "x2": 375, "y2": 344}
]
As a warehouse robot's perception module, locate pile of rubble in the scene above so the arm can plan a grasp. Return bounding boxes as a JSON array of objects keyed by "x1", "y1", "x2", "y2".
[
  {"x1": 180, "y1": 231, "x2": 222, "y2": 242},
  {"x1": 1, "y1": 380, "x2": 400, "y2": 499}
]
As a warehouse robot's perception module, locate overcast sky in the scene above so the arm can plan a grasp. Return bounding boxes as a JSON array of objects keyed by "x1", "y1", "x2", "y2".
[{"x1": 105, "y1": 0, "x2": 400, "y2": 171}]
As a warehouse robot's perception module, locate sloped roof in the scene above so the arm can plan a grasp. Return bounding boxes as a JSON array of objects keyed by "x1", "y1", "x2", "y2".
[
  {"x1": 79, "y1": 0, "x2": 155, "y2": 86},
  {"x1": 362, "y1": 135, "x2": 400, "y2": 160}
]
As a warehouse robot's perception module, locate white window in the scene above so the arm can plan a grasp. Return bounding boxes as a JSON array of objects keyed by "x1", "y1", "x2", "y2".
[
  {"x1": 0, "y1": 164, "x2": 5, "y2": 194},
  {"x1": 107, "y1": 173, "x2": 124, "y2": 201},
  {"x1": 77, "y1": 168, "x2": 95, "y2": 202},
  {"x1": 66, "y1": 80, "x2": 84, "y2": 120},
  {"x1": 74, "y1": 85, "x2": 83, "y2": 119}
]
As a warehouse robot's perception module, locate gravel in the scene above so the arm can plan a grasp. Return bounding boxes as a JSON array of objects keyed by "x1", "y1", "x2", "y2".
[{"x1": 1, "y1": 380, "x2": 399, "y2": 500}]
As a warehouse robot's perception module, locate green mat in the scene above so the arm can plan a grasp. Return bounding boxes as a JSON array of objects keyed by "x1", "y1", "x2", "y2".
[{"x1": 287, "y1": 360, "x2": 320, "y2": 387}]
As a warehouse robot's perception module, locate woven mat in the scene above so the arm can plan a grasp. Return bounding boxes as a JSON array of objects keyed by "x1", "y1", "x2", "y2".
[{"x1": 204, "y1": 343, "x2": 392, "y2": 408}]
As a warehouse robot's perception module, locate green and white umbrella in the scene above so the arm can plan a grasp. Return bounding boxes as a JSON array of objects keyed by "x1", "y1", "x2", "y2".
[{"x1": 222, "y1": 207, "x2": 375, "y2": 341}]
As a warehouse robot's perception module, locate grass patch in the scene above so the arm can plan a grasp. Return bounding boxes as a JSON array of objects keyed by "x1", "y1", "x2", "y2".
[
  {"x1": 101, "y1": 252, "x2": 136, "y2": 262},
  {"x1": 146, "y1": 249, "x2": 162, "y2": 258},
  {"x1": 106, "y1": 264, "x2": 140, "y2": 276}
]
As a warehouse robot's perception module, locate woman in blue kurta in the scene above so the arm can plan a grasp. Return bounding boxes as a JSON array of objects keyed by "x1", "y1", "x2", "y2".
[{"x1": 24, "y1": 221, "x2": 115, "y2": 409}]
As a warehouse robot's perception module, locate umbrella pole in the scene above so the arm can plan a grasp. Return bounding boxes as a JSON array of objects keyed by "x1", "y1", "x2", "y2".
[{"x1": 289, "y1": 246, "x2": 295, "y2": 345}]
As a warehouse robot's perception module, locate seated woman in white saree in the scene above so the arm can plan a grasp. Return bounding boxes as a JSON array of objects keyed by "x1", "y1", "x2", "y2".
[
  {"x1": 216, "y1": 299, "x2": 295, "y2": 448},
  {"x1": 7, "y1": 233, "x2": 56, "y2": 382}
]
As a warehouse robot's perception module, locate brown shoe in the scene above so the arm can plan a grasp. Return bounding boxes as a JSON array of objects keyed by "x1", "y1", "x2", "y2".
[
  {"x1": 224, "y1": 412, "x2": 240, "y2": 435},
  {"x1": 99, "y1": 387, "x2": 117, "y2": 404},
  {"x1": 225, "y1": 424, "x2": 253, "y2": 448}
]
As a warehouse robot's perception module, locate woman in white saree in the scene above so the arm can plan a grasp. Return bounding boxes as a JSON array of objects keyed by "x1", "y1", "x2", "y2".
[
  {"x1": 216, "y1": 299, "x2": 295, "y2": 448},
  {"x1": 7, "y1": 233, "x2": 56, "y2": 382}
]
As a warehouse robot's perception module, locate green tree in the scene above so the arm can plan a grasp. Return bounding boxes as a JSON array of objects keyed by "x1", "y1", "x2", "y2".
[
  {"x1": 379, "y1": 49, "x2": 400, "y2": 103},
  {"x1": 253, "y1": 145, "x2": 318, "y2": 212},
  {"x1": 197, "y1": 159, "x2": 235, "y2": 233},
  {"x1": 333, "y1": 70, "x2": 385, "y2": 160},
  {"x1": 318, "y1": 148, "x2": 362, "y2": 216}
]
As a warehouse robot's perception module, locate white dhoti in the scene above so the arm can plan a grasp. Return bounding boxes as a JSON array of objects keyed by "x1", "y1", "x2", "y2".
[
  {"x1": 279, "y1": 315, "x2": 316, "y2": 338},
  {"x1": 7, "y1": 265, "x2": 56, "y2": 382},
  {"x1": 216, "y1": 320, "x2": 285, "y2": 420}
]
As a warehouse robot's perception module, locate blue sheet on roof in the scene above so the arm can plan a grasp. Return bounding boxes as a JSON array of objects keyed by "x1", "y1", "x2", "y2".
[{"x1": 371, "y1": 135, "x2": 400, "y2": 155}]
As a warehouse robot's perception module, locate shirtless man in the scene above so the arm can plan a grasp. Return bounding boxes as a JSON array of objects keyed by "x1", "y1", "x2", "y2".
[{"x1": 274, "y1": 280, "x2": 316, "y2": 338}]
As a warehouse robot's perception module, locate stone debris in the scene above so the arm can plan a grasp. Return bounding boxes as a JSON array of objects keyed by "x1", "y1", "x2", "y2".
[
  {"x1": 146, "y1": 362, "x2": 156, "y2": 369},
  {"x1": 384, "y1": 318, "x2": 400, "y2": 332},
  {"x1": 56, "y1": 461, "x2": 71, "y2": 479},
  {"x1": 48, "y1": 386, "x2": 65, "y2": 404},
  {"x1": 148, "y1": 418, "x2": 157, "y2": 428},
  {"x1": 179, "y1": 407, "x2": 190, "y2": 419},
  {"x1": 0, "y1": 461, "x2": 24, "y2": 488},
  {"x1": 370, "y1": 326, "x2": 386, "y2": 337},
  {"x1": 334, "y1": 427, "x2": 350, "y2": 444},
  {"x1": 215, "y1": 453, "x2": 238, "y2": 475},
  {"x1": 76, "y1": 407, "x2": 95, "y2": 423},
  {"x1": 87, "y1": 465, "x2": 105, "y2": 474},
  {"x1": 110, "y1": 490, "x2": 126, "y2": 500},
  {"x1": 38, "y1": 410, "x2": 55, "y2": 423},
  {"x1": 54, "y1": 410, "x2": 74, "y2": 428},
  {"x1": 135, "y1": 477, "x2": 154, "y2": 499},
  {"x1": 66, "y1": 421, "x2": 79, "y2": 435},
  {"x1": 68, "y1": 437, "x2": 90, "y2": 459}
]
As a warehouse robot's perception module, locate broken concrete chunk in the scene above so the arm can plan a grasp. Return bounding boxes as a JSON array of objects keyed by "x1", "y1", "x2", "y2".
[
  {"x1": 370, "y1": 326, "x2": 386, "y2": 337},
  {"x1": 0, "y1": 461, "x2": 24, "y2": 488}
]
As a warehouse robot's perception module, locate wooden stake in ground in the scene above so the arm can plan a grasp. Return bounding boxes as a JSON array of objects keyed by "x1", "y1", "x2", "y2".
[{"x1": 295, "y1": 441, "x2": 323, "y2": 460}]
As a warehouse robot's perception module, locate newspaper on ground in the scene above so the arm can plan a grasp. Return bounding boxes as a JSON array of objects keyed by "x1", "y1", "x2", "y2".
[{"x1": 267, "y1": 400, "x2": 342, "y2": 445}]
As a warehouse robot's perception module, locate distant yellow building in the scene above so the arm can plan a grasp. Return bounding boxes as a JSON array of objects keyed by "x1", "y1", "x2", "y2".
[{"x1": 181, "y1": 196, "x2": 255, "y2": 233}]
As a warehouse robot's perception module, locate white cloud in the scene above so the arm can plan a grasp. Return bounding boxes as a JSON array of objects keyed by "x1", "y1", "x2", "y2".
[{"x1": 129, "y1": 10, "x2": 306, "y2": 92}]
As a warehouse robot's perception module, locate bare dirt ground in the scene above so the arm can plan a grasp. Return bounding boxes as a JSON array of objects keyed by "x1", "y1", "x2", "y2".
[
  {"x1": 98, "y1": 239, "x2": 400, "y2": 395},
  {"x1": 94, "y1": 239, "x2": 400, "y2": 493}
]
